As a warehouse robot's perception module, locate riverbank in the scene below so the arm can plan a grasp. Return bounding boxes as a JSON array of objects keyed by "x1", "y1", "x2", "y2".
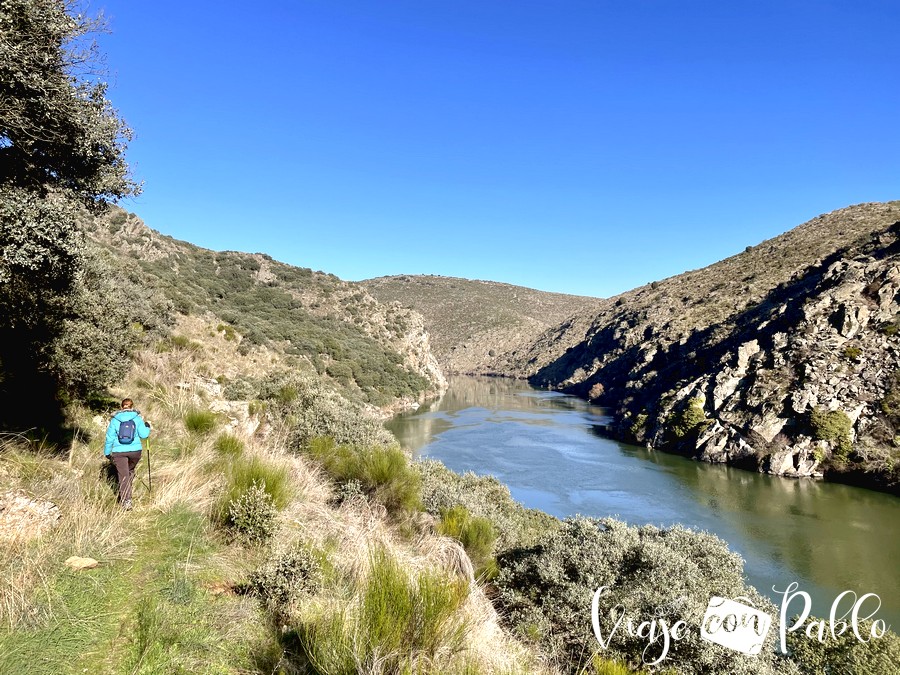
[{"x1": 390, "y1": 375, "x2": 900, "y2": 631}]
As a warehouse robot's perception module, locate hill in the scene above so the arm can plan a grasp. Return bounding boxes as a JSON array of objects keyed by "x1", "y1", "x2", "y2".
[
  {"x1": 505, "y1": 201, "x2": 900, "y2": 492},
  {"x1": 363, "y1": 275, "x2": 603, "y2": 374},
  {"x1": 83, "y1": 209, "x2": 445, "y2": 412}
]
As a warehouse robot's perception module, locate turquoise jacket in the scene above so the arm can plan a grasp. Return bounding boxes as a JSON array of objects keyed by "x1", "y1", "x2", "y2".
[{"x1": 104, "y1": 410, "x2": 151, "y2": 456}]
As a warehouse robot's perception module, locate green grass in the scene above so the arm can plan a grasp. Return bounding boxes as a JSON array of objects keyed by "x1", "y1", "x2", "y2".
[
  {"x1": 0, "y1": 503, "x2": 278, "y2": 675},
  {"x1": 438, "y1": 505, "x2": 497, "y2": 580},
  {"x1": 297, "y1": 546, "x2": 469, "y2": 673},
  {"x1": 308, "y1": 436, "x2": 421, "y2": 514},
  {"x1": 183, "y1": 408, "x2": 218, "y2": 435},
  {"x1": 214, "y1": 432, "x2": 245, "y2": 457}
]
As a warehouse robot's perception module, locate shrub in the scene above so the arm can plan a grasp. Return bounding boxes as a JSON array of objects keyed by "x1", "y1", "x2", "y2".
[
  {"x1": 214, "y1": 433, "x2": 244, "y2": 457},
  {"x1": 810, "y1": 408, "x2": 853, "y2": 459},
  {"x1": 588, "y1": 655, "x2": 648, "y2": 675},
  {"x1": 879, "y1": 370, "x2": 900, "y2": 428},
  {"x1": 786, "y1": 617, "x2": 900, "y2": 674},
  {"x1": 216, "y1": 455, "x2": 292, "y2": 527},
  {"x1": 667, "y1": 396, "x2": 709, "y2": 439},
  {"x1": 588, "y1": 382, "x2": 605, "y2": 400},
  {"x1": 496, "y1": 517, "x2": 786, "y2": 674},
  {"x1": 227, "y1": 483, "x2": 277, "y2": 544},
  {"x1": 438, "y1": 505, "x2": 497, "y2": 579},
  {"x1": 169, "y1": 334, "x2": 201, "y2": 351},
  {"x1": 843, "y1": 345, "x2": 862, "y2": 361},
  {"x1": 183, "y1": 409, "x2": 218, "y2": 435},
  {"x1": 307, "y1": 437, "x2": 421, "y2": 514},
  {"x1": 628, "y1": 413, "x2": 649, "y2": 442},
  {"x1": 223, "y1": 377, "x2": 257, "y2": 400},
  {"x1": 261, "y1": 373, "x2": 394, "y2": 447},
  {"x1": 249, "y1": 545, "x2": 322, "y2": 608},
  {"x1": 418, "y1": 459, "x2": 558, "y2": 552}
]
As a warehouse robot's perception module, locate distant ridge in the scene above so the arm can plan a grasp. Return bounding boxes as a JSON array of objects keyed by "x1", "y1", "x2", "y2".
[{"x1": 363, "y1": 274, "x2": 603, "y2": 374}]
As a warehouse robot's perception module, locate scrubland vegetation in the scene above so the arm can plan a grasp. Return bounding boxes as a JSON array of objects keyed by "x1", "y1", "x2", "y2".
[{"x1": 7, "y1": 322, "x2": 898, "y2": 674}]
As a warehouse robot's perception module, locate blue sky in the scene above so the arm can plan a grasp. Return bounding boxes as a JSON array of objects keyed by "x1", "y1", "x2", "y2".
[{"x1": 98, "y1": 1, "x2": 899, "y2": 297}]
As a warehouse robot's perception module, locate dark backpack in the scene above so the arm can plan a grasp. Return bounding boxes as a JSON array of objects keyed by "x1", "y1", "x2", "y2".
[{"x1": 117, "y1": 418, "x2": 137, "y2": 444}]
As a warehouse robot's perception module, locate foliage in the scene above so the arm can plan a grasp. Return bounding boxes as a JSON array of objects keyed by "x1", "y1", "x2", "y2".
[
  {"x1": 667, "y1": 396, "x2": 709, "y2": 439},
  {"x1": 0, "y1": 0, "x2": 137, "y2": 202},
  {"x1": 418, "y1": 458, "x2": 559, "y2": 552},
  {"x1": 495, "y1": 516, "x2": 789, "y2": 675},
  {"x1": 249, "y1": 545, "x2": 322, "y2": 609},
  {"x1": 216, "y1": 455, "x2": 292, "y2": 527},
  {"x1": 586, "y1": 655, "x2": 650, "y2": 675},
  {"x1": 879, "y1": 369, "x2": 900, "y2": 428},
  {"x1": 438, "y1": 505, "x2": 497, "y2": 579},
  {"x1": 296, "y1": 547, "x2": 469, "y2": 673},
  {"x1": 258, "y1": 372, "x2": 394, "y2": 447},
  {"x1": 307, "y1": 436, "x2": 421, "y2": 514},
  {"x1": 843, "y1": 345, "x2": 862, "y2": 361},
  {"x1": 182, "y1": 408, "x2": 218, "y2": 435},
  {"x1": 628, "y1": 413, "x2": 649, "y2": 442},
  {"x1": 785, "y1": 618, "x2": 900, "y2": 675},
  {"x1": 213, "y1": 432, "x2": 244, "y2": 457},
  {"x1": 227, "y1": 483, "x2": 277, "y2": 545},
  {"x1": 810, "y1": 408, "x2": 853, "y2": 459},
  {"x1": 131, "y1": 249, "x2": 431, "y2": 405},
  {"x1": 0, "y1": 0, "x2": 152, "y2": 436}
]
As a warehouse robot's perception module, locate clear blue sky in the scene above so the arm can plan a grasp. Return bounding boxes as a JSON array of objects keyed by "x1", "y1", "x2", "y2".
[{"x1": 97, "y1": 1, "x2": 899, "y2": 298}]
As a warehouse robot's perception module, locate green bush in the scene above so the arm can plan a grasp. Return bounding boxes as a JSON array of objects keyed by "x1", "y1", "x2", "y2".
[
  {"x1": 843, "y1": 345, "x2": 862, "y2": 361},
  {"x1": 786, "y1": 617, "x2": 900, "y2": 674},
  {"x1": 667, "y1": 396, "x2": 709, "y2": 439},
  {"x1": 496, "y1": 516, "x2": 786, "y2": 675},
  {"x1": 810, "y1": 408, "x2": 853, "y2": 459},
  {"x1": 249, "y1": 545, "x2": 322, "y2": 608},
  {"x1": 418, "y1": 459, "x2": 558, "y2": 552},
  {"x1": 307, "y1": 437, "x2": 421, "y2": 514},
  {"x1": 223, "y1": 377, "x2": 257, "y2": 401},
  {"x1": 216, "y1": 455, "x2": 292, "y2": 527},
  {"x1": 879, "y1": 370, "x2": 900, "y2": 428},
  {"x1": 438, "y1": 505, "x2": 497, "y2": 579},
  {"x1": 260, "y1": 373, "x2": 393, "y2": 447},
  {"x1": 183, "y1": 409, "x2": 218, "y2": 435},
  {"x1": 628, "y1": 413, "x2": 649, "y2": 442},
  {"x1": 214, "y1": 433, "x2": 244, "y2": 457},
  {"x1": 227, "y1": 483, "x2": 277, "y2": 544},
  {"x1": 588, "y1": 655, "x2": 648, "y2": 675}
]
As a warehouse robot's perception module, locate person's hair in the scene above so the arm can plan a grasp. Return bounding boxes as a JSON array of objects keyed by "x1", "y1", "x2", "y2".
[{"x1": 121, "y1": 398, "x2": 134, "y2": 409}]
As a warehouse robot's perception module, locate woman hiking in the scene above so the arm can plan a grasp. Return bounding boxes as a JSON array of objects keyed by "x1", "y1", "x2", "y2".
[{"x1": 104, "y1": 398, "x2": 151, "y2": 510}]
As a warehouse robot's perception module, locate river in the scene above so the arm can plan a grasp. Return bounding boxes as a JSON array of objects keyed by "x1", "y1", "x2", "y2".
[{"x1": 386, "y1": 376, "x2": 900, "y2": 629}]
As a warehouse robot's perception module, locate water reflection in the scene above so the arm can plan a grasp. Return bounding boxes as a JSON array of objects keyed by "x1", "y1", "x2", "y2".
[{"x1": 388, "y1": 376, "x2": 900, "y2": 628}]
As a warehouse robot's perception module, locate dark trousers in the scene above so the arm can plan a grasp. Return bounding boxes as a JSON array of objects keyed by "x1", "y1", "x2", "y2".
[{"x1": 110, "y1": 451, "x2": 142, "y2": 503}]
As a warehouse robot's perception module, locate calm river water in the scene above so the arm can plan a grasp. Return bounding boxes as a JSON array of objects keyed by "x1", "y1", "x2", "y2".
[{"x1": 386, "y1": 376, "x2": 900, "y2": 629}]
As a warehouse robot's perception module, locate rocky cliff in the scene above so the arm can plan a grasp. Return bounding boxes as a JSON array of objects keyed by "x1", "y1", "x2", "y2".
[{"x1": 511, "y1": 202, "x2": 900, "y2": 493}]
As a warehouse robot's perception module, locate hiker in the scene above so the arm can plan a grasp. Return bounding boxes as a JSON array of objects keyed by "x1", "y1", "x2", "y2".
[{"x1": 104, "y1": 398, "x2": 151, "y2": 510}]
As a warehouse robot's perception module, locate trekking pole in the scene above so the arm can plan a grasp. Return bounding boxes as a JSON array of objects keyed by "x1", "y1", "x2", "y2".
[{"x1": 146, "y1": 437, "x2": 152, "y2": 494}]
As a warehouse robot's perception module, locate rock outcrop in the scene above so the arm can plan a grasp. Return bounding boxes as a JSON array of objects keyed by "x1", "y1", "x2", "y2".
[{"x1": 510, "y1": 202, "x2": 900, "y2": 493}]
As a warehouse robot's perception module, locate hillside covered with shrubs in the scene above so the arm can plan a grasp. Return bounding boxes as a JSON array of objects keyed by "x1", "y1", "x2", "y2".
[
  {"x1": 84, "y1": 208, "x2": 445, "y2": 410},
  {"x1": 5, "y1": 321, "x2": 897, "y2": 674}
]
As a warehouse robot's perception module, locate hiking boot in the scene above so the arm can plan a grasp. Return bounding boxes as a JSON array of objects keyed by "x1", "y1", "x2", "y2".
[{"x1": 123, "y1": 499, "x2": 133, "y2": 511}]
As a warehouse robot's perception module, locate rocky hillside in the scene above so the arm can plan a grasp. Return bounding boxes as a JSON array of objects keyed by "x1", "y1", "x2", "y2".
[
  {"x1": 510, "y1": 202, "x2": 900, "y2": 493},
  {"x1": 363, "y1": 275, "x2": 602, "y2": 374},
  {"x1": 84, "y1": 209, "x2": 445, "y2": 412}
]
